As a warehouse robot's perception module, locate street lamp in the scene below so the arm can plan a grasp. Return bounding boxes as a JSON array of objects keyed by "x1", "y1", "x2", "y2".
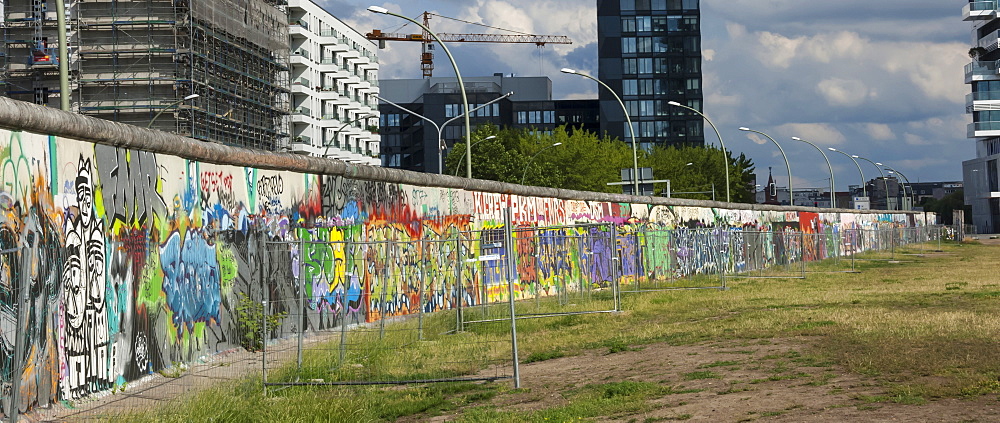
[
  {"x1": 520, "y1": 142, "x2": 563, "y2": 185},
  {"x1": 453, "y1": 135, "x2": 497, "y2": 176},
  {"x1": 828, "y1": 148, "x2": 866, "y2": 198},
  {"x1": 323, "y1": 113, "x2": 376, "y2": 158},
  {"x1": 791, "y1": 137, "x2": 836, "y2": 208},
  {"x1": 668, "y1": 101, "x2": 730, "y2": 203},
  {"x1": 561, "y1": 68, "x2": 640, "y2": 196},
  {"x1": 375, "y1": 92, "x2": 512, "y2": 174},
  {"x1": 854, "y1": 156, "x2": 891, "y2": 210},
  {"x1": 739, "y1": 127, "x2": 793, "y2": 206},
  {"x1": 884, "y1": 167, "x2": 913, "y2": 211},
  {"x1": 369, "y1": 6, "x2": 473, "y2": 179},
  {"x1": 148, "y1": 94, "x2": 199, "y2": 128}
]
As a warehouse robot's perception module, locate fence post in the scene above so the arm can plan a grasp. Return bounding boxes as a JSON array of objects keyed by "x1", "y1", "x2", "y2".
[
  {"x1": 379, "y1": 240, "x2": 389, "y2": 340},
  {"x1": 297, "y1": 238, "x2": 305, "y2": 371},
  {"x1": 418, "y1": 237, "x2": 426, "y2": 341},
  {"x1": 339, "y1": 241, "x2": 349, "y2": 364},
  {"x1": 455, "y1": 231, "x2": 464, "y2": 334},
  {"x1": 504, "y1": 209, "x2": 521, "y2": 388},
  {"x1": 9, "y1": 248, "x2": 26, "y2": 423}
]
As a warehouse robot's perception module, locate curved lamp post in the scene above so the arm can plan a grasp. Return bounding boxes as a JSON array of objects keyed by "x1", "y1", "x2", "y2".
[
  {"x1": 828, "y1": 148, "x2": 866, "y2": 198},
  {"x1": 148, "y1": 94, "x2": 199, "y2": 128},
  {"x1": 376, "y1": 92, "x2": 512, "y2": 174},
  {"x1": 884, "y1": 167, "x2": 913, "y2": 210},
  {"x1": 561, "y1": 68, "x2": 640, "y2": 196},
  {"x1": 791, "y1": 137, "x2": 835, "y2": 208},
  {"x1": 323, "y1": 113, "x2": 376, "y2": 158},
  {"x1": 369, "y1": 6, "x2": 473, "y2": 179},
  {"x1": 855, "y1": 156, "x2": 891, "y2": 210},
  {"x1": 739, "y1": 127, "x2": 793, "y2": 206},
  {"x1": 668, "y1": 101, "x2": 730, "y2": 203},
  {"x1": 520, "y1": 142, "x2": 563, "y2": 185}
]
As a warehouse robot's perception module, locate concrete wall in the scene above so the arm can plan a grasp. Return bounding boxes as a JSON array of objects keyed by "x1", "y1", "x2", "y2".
[{"x1": 0, "y1": 98, "x2": 930, "y2": 414}]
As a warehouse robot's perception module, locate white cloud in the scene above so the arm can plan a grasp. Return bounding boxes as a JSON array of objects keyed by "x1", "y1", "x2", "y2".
[
  {"x1": 774, "y1": 123, "x2": 847, "y2": 146},
  {"x1": 816, "y1": 78, "x2": 870, "y2": 107},
  {"x1": 862, "y1": 123, "x2": 895, "y2": 141}
]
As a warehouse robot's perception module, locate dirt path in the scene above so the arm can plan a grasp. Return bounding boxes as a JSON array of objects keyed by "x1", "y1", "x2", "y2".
[{"x1": 423, "y1": 337, "x2": 1000, "y2": 422}]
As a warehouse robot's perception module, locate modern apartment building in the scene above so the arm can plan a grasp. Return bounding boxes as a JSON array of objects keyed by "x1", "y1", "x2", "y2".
[
  {"x1": 2, "y1": 0, "x2": 291, "y2": 151},
  {"x1": 596, "y1": 0, "x2": 704, "y2": 150},
  {"x1": 287, "y1": 0, "x2": 380, "y2": 164},
  {"x1": 963, "y1": 1, "x2": 1000, "y2": 233},
  {"x1": 378, "y1": 74, "x2": 599, "y2": 173}
]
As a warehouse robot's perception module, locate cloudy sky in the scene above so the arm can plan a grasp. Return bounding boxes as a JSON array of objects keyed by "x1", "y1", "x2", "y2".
[{"x1": 328, "y1": 0, "x2": 970, "y2": 190}]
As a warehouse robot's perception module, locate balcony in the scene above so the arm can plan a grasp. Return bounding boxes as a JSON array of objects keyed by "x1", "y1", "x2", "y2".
[
  {"x1": 968, "y1": 121, "x2": 1000, "y2": 138},
  {"x1": 965, "y1": 61, "x2": 1000, "y2": 83},
  {"x1": 967, "y1": 91, "x2": 1000, "y2": 112},
  {"x1": 964, "y1": 1, "x2": 996, "y2": 21}
]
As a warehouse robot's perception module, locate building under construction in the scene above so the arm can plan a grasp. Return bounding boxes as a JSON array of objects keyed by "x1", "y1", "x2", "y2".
[{"x1": 2, "y1": 0, "x2": 290, "y2": 151}]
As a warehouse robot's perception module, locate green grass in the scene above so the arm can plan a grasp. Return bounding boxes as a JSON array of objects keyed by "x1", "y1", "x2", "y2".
[{"x1": 113, "y1": 240, "x2": 1000, "y2": 421}]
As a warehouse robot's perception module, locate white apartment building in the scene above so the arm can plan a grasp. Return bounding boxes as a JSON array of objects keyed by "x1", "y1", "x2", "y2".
[
  {"x1": 288, "y1": 0, "x2": 380, "y2": 165},
  {"x1": 963, "y1": 1, "x2": 1000, "y2": 233}
]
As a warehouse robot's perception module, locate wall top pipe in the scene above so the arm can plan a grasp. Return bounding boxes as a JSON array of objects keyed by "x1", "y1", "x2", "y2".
[{"x1": 0, "y1": 96, "x2": 920, "y2": 216}]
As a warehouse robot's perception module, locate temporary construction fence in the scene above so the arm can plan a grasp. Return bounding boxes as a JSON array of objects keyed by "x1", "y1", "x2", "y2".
[
  {"x1": 260, "y1": 235, "x2": 519, "y2": 390},
  {"x1": 19, "y1": 222, "x2": 952, "y2": 421}
]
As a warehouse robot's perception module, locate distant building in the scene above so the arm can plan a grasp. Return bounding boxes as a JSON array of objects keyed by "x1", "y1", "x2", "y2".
[
  {"x1": 963, "y1": 1, "x2": 1000, "y2": 233},
  {"x1": 287, "y1": 0, "x2": 380, "y2": 165},
  {"x1": 596, "y1": 0, "x2": 705, "y2": 149},
  {"x1": 909, "y1": 181, "x2": 963, "y2": 205},
  {"x1": 2, "y1": 0, "x2": 291, "y2": 151},
  {"x1": 377, "y1": 74, "x2": 599, "y2": 173}
]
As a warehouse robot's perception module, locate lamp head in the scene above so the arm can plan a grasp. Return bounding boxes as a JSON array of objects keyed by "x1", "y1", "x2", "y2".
[
  {"x1": 875, "y1": 162, "x2": 883, "y2": 166},
  {"x1": 183, "y1": 94, "x2": 199, "y2": 100},
  {"x1": 827, "y1": 147, "x2": 836, "y2": 151},
  {"x1": 552, "y1": 142, "x2": 563, "y2": 146},
  {"x1": 738, "y1": 127, "x2": 750, "y2": 131},
  {"x1": 484, "y1": 135, "x2": 497, "y2": 141},
  {"x1": 367, "y1": 6, "x2": 388, "y2": 14},
  {"x1": 560, "y1": 68, "x2": 577, "y2": 74},
  {"x1": 667, "y1": 101, "x2": 681, "y2": 106},
  {"x1": 851, "y1": 155, "x2": 859, "y2": 158},
  {"x1": 685, "y1": 162, "x2": 693, "y2": 166},
  {"x1": 791, "y1": 137, "x2": 802, "y2": 141}
]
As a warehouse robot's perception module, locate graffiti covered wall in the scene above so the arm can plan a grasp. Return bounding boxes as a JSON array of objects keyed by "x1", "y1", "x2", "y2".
[{"x1": 0, "y1": 122, "x2": 927, "y2": 414}]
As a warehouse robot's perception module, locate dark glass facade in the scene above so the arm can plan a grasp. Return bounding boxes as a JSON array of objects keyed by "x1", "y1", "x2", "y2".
[{"x1": 597, "y1": 0, "x2": 704, "y2": 149}]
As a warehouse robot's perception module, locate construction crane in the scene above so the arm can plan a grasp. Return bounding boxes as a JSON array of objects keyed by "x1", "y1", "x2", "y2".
[{"x1": 366, "y1": 12, "x2": 572, "y2": 78}]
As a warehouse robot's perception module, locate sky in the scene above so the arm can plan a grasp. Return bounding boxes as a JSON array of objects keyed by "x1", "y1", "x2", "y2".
[{"x1": 327, "y1": 0, "x2": 971, "y2": 191}]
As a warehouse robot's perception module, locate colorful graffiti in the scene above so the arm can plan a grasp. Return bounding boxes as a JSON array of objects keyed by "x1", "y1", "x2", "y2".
[{"x1": 0, "y1": 126, "x2": 929, "y2": 417}]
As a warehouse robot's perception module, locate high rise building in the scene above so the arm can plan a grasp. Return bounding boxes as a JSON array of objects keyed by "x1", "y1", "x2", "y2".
[
  {"x1": 2, "y1": 0, "x2": 290, "y2": 151},
  {"x1": 963, "y1": 1, "x2": 1000, "y2": 233},
  {"x1": 597, "y1": 0, "x2": 705, "y2": 150},
  {"x1": 596, "y1": 0, "x2": 704, "y2": 150},
  {"x1": 378, "y1": 74, "x2": 599, "y2": 173},
  {"x1": 287, "y1": 0, "x2": 380, "y2": 164}
]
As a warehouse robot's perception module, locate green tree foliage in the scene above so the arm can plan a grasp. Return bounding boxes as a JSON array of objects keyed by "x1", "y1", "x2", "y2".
[
  {"x1": 645, "y1": 145, "x2": 755, "y2": 202},
  {"x1": 919, "y1": 190, "x2": 970, "y2": 225},
  {"x1": 444, "y1": 125, "x2": 756, "y2": 202}
]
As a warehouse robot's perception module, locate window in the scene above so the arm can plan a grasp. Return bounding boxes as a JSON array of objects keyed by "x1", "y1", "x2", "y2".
[
  {"x1": 638, "y1": 58, "x2": 653, "y2": 74},
  {"x1": 622, "y1": 17, "x2": 635, "y2": 33},
  {"x1": 543, "y1": 110, "x2": 555, "y2": 124},
  {"x1": 622, "y1": 37, "x2": 637, "y2": 54},
  {"x1": 620, "y1": 0, "x2": 635, "y2": 10},
  {"x1": 623, "y1": 59, "x2": 638, "y2": 74},
  {"x1": 445, "y1": 104, "x2": 462, "y2": 117},
  {"x1": 636, "y1": 37, "x2": 652, "y2": 53},
  {"x1": 380, "y1": 114, "x2": 401, "y2": 126},
  {"x1": 651, "y1": 0, "x2": 666, "y2": 9},
  {"x1": 635, "y1": 16, "x2": 651, "y2": 32},
  {"x1": 683, "y1": 0, "x2": 698, "y2": 10},
  {"x1": 623, "y1": 79, "x2": 638, "y2": 96},
  {"x1": 686, "y1": 78, "x2": 701, "y2": 92}
]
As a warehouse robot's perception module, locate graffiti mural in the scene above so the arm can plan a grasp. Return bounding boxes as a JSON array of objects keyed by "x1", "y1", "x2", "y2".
[{"x1": 0, "y1": 125, "x2": 932, "y2": 417}]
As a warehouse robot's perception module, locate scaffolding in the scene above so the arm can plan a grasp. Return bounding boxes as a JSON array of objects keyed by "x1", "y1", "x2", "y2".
[{"x1": 3, "y1": 0, "x2": 290, "y2": 151}]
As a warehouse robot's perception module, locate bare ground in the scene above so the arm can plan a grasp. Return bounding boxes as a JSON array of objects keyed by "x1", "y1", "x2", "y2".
[{"x1": 420, "y1": 337, "x2": 1000, "y2": 422}]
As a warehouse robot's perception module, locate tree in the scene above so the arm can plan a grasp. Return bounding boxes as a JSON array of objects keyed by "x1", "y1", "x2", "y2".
[
  {"x1": 920, "y1": 190, "x2": 970, "y2": 225},
  {"x1": 444, "y1": 125, "x2": 755, "y2": 202},
  {"x1": 646, "y1": 145, "x2": 756, "y2": 202}
]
